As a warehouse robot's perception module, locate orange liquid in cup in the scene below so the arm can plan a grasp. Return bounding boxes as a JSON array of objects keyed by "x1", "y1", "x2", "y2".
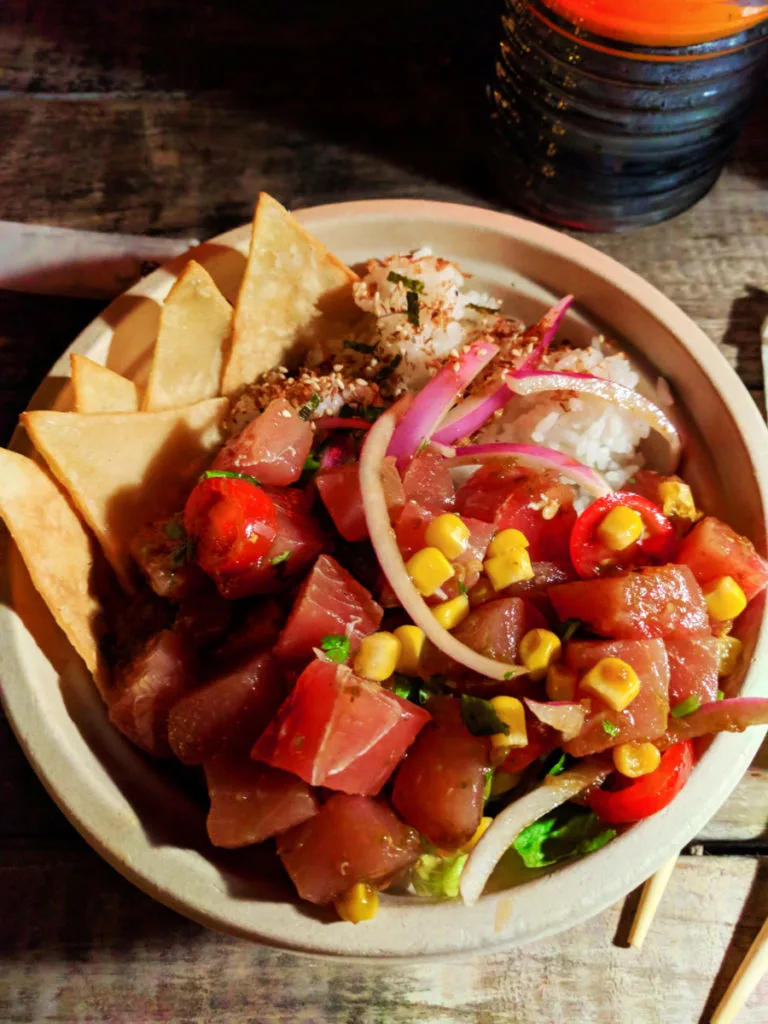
[{"x1": 542, "y1": 0, "x2": 768, "y2": 48}]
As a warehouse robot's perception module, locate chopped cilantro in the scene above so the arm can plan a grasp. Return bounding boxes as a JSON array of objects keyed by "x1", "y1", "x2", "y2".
[
  {"x1": 169, "y1": 542, "x2": 190, "y2": 569},
  {"x1": 513, "y1": 806, "x2": 616, "y2": 869},
  {"x1": 201, "y1": 469, "x2": 261, "y2": 487},
  {"x1": 560, "y1": 618, "x2": 582, "y2": 643},
  {"x1": 298, "y1": 393, "x2": 321, "y2": 421},
  {"x1": 162, "y1": 519, "x2": 185, "y2": 542},
  {"x1": 412, "y1": 849, "x2": 467, "y2": 900},
  {"x1": 671, "y1": 696, "x2": 701, "y2": 718},
  {"x1": 406, "y1": 290, "x2": 420, "y2": 327},
  {"x1": 483, "y1": 771, "x2": 493, "y2": 803},
  {"x1": 303, "y1": 453, "x2": 321, "y2": 472},
  {"x1": 458, "y1": 580, "x2": 468, "y2": 596},
  {"x1": 271, "y1": 551, "x2": 291, "y2": 567},
  {"x1": 375, "y1": 354, "x2": 402, "y2": 383},
  {"x1": 467, "y1": 302, "x2": 499, "y2": 314},
  {"x1": 602, "y1": 721, "x2": 619, "y2": 737},
  {"x1": 460, "y1": 694, "x2": 509, "y2": 737},
  {"x1": 417, "y1": 439, "x2": 429, "y2": 454},
  {"x1": 547, "y1": 752, "x2": 568, "y2": 776},
  {"x1": 393, "y1": 673, "x2": 438, "y2": 706},
  {"x1": 717, "y1": 689, "x2": 725, "y2": 701},
  {"x1": 361, "y1": 405, "x2": 385, "y2": 423},
  {"x1": 503, "y1": 671, "x2": 514, "y2": 680},
  {"x1": 386, "y1": 270, "x2": 425, "y2": 294},
  {"x1": 343, "y1": 339, "x2": 378, "y2": 354},
  {"x1": 321, "y1": 634, "x2": 350, "y2": 663}
]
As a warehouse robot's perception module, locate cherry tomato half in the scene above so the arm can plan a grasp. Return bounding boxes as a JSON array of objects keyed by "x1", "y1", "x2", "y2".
[
  {"x1": 184, "y1": 475, "x2": 278, "y2": 580},
  {"x1": 587, "y1": 740, "x2": 694, "y2": 824},
  {"x1": 569, "y1": 492, "x2": 677, "y2": 579}
]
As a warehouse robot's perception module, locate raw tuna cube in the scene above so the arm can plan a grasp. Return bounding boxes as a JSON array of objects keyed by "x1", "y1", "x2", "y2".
[
  {"x1": 401, "y1": 446, "x2": 455, "y2": 512},
  {"x1": 666, "y1": 635, "x2": 719, "y2": 707},
  {"x1": 316, "y1": 457, "x2": 404, "y2": 542},
  {"x1": 212, "y1": 398, "x2": 313, "y2": 486},
  {"x1": 677, "y1": 517, "x2": 768, "y2": 602}
]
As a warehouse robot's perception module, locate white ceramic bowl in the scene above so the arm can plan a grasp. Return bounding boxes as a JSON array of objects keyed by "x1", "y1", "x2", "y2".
[{"x1": 2, "y1": 200, "x2": 767, "y2": 959}]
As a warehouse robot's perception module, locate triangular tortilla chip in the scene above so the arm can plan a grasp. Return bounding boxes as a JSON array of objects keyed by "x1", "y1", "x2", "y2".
[
  {"x1": 221, "y1": 193, "x2": 359, "y2": 396},
  {"x1": 0, "y1": 449, "x2": 109, "y2": 697},
  {"x1": 23, "y1": 398, "x2": 229, "y2": 592},
  {"x1": 143, "y1": 259, "x2": 232, "y2": 411},
  {"x1": 71, "y1": 353, "x2": 141, "y2": 413}
]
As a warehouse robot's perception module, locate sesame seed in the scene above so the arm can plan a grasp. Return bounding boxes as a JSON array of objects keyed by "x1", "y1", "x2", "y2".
[{"x1": 281, "y1": 410, "x2": 292, "y2": 418}]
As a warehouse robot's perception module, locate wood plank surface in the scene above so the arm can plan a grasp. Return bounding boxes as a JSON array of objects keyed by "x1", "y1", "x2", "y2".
[{"x1": 1, "y1": 2, "x2": 768, "y2": 1021}]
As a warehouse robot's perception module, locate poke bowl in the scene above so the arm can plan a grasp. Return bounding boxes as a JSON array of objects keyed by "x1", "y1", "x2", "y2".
[{"x1": 1, "y1": 197, "x2": 767, "y2": 959}]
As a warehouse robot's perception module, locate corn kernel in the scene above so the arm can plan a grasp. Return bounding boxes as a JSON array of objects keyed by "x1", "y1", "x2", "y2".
[
  {"x1": 354, "y1": 632, "x2": 401, "y2": 682},
  {"x1": 462, "y1": 816, "x2": 492, "y2": 853},
  {"x1": 613, "y1": 741, "x2": 661, "y2": 778},
  {"x1": 718, "y1": 635, "x2": 743, "y2": 677},
  {"x1": 597, "y1": 505, "x2": 644, "y2": 552},
  {"x1": 406, "y1": 546, "x2": 454, "y2": 597},
  {"x1": 519, "y1": 628, "x2": 562, "y2": 680},
  {"x1": 432, "y1": 594, "x2": 470, "y2": 630},
  {"x1": 334, "y1": 883, "x2": 379, "y2": 924},
  {"x1": 484, "y1": 548, "x2": 534, "y2": 591},
  {"x1": 704, "y1": 576, "x2": 747, "y2": 621},
  {"x1": 468, "y1": 577, "x2": 494, "y2": 607},
  {"x1": 546, "y1": 663, "x2": 578, "y2": 702},
  {"x1": 488, "y1": 528, "x2": 529, "y2": 558},
  {"x1": 393, "y1": 625, "x2": 425, "y2": 675},
  {"x1": 489, "y1": 695, "x2": 528, "y2": 749},
  {"x1": 658, "y1": 480, "x2": 701, "y2": 522},
  {"x1": 425, "y1": 513, "x2": 471, "y2": 560},
  {"x1": 581, "y1": 657, "x2": 640, "y2": 712}
]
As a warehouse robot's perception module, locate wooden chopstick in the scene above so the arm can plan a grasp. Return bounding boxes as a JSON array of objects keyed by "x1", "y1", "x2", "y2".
[
  {"x1": 710, "y1": 915, "x2": 768, "y2": 1023},
  {"x1": 628, "y1": 854, "x2": 679, "y2": 949}
]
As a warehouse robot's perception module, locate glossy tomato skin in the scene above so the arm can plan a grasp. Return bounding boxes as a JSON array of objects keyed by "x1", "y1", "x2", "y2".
[
  {"x1": 275, "y1": 554, "x2": 383, "y2": 664},
  {"x1": 666, "y1": 635, "x2": 719, "y2": 707},
  {"x1": 401, "y1": 446, "x2": 455, "y2": 512},
  {"x1": 167, "y1": 649, "x2": 284, "y2": 765},
  {"x1": 213, "y1": 398, "x2": 313, "y2": 486},
  {"x1": 252, "y1": 660, "x2": 430, "y2": 795},
  {"x1": 316, "y1": 457, "x2": 404, "y2": 542},
  {"x1": 457, "y1": 466, "x2": 576, "y2": 563},
  {"x1": 563, "y1": 639, "x2": 670, "y2": 756},
  {"x1": 211, "y1": 487, "x2": 325, "y2": 599},
  {"x1": 108, "y1": 630, "x2": 196, "y2": 758},
  {"x1": 204, "y1": 755, "x2": 319, "y2": 848},
  {"x1": 277, "y1": 794, "x2": 420, "y2": 904},
  {"x1": 677, "y1": 517, "x2": 768, "y2": 603},
  {"x1": 130, "y1": 514, "x2": 205, "y2": 601},
  {"x1": 392, "y1": 697, "x2": 491, "y2": 848},
  {"x1": 184, "y1": 476, "x2": 278, "y2": 582},
  {"x1": 501, "y1": 717, "x2": 557, "y2": 774},
  {"x1": 588, "y1": 741, "x2": 694, "y2": 824},
  {"x1": 550, "y1": 565, "x2": 708, "y2": 639},
  {"x1": 569, "y1": 492, "x2": 677, "y2": 578}
]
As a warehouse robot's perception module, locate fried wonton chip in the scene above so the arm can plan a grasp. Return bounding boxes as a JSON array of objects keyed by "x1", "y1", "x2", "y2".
[
  {"x1": 0, "y1": 449, "x2": 109, "y2": 697},
  {"x1": 143, "y1": 259, "x2": 232, "y2": 411},
  {"x1": 70, "y1": 353, "x2": 141, "y2": 413},
  {"x1": 221, "y1": 192, "x2": 359, "y2": 396},
  {"x1": 22, "y1": 398, "x2": 229, "y2": 592}
]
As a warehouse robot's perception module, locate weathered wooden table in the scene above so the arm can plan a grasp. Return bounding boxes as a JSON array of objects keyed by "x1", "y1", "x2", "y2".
[{"x1": 1, "y1": 3, "x2": 767, "y2": 1021}]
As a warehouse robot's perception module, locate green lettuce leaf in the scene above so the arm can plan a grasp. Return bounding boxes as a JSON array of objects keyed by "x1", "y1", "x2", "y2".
[
  {"x1": 412, "y1": 850, "x2": 468, "y2": 900},
  {"x1": 513, "y1": 807, "x2": 616, "y2": 870}
]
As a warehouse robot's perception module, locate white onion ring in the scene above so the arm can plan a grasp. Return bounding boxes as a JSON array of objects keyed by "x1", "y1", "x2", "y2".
[
  {"x1": 459, "y1": 759, "x2": 610, "y2": 906},
  {"x1": 524, "y1": 698, "x2": 586, "y2": 743},
  {"x1": 360, "y1": 401, "x2": 528, "y2": 682}
]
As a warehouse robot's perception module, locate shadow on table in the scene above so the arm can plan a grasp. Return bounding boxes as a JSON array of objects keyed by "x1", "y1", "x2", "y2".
[{"x1": 724, "y1": 285, "x2": 768, "y2": 405}]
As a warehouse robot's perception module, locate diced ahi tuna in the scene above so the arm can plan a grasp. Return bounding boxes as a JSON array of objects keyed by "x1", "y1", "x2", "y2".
[
  {"x1": 456, "y1": 464, "x2": 530, "y2": 522},
  {"x1": 401, "y1": 446, "x2": 455, "y2": 512},
  {"x1": 677, "y1": 516, "x2": 768, "y2": 602},
  {"x1": 215, "y1": 487, "x2": 324, "y2": 599},
  {"x1": 174, "y1": 582, "x2": 234, "y2": 651},
  {"x1": 666, "y1": 635, "x2": 719, "y2": 707},
  {"x1": 419, "y1": 595, "x2": 530, "y2": 678},
  {"x1": 316, "y1": 457, "x2": 404, "y2": 542},
  {"x1": 563, "y1": 639, "x2": 670, "y2": 757},
  {"x1": 252, "y1": 659, "x2": 430, "y2": 795},
  {"x1": 277, "y1": 793, "x2": 420, "y2": 904},
  {"x1": 167, "y1": 650, "x2": 284, "y2": 765},
  {"x1": 274, "y1": 554, "x2": 383, "y2": 664},
  {"x1": 392, "y1": 697, "x2": 490, "y2": 848},
  {"x1": 214, "y1": 599, "x2": 286, "y2": 664},
  {"x1": 212, "y1": 398, "x2": 313, "y2": 486},
  {"x1": 108, "y1": 630, "x2": 195, "y2": 757},
  {"x1": 130, "y1": 514, "x2": 205, "y2": 602},
  {"x1": 204, "y1": 755, "x2": 319, "y2": 848},
  {"x1": 550, "y1": 565, "x2": 708, "y2": 639}
]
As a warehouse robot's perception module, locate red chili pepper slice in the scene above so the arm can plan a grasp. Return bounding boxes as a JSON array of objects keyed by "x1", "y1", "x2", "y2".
[
  {"x1": 569, "y1": 491, "x2": 677, "y2": 578},
  {"x1": 184, "y1": 475, "x2": 277, "y2": 580},
  {"x1": 587, "y1": 740, "x2": 694, "y2": 824}
]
